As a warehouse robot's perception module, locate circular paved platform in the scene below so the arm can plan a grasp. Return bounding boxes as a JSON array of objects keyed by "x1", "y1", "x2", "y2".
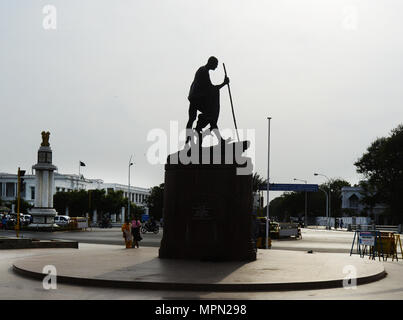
[{"x1": 13, "y1": 245, "x2": 386, "y2": 291}]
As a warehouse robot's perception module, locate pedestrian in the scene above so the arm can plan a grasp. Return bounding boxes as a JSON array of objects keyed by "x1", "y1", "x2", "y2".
[
  {"x1": 121, "y1": 220, "x2": 132, "y2": 249},
  {"x1": 340, "y1": 219, "x2": 344, "y2": 229},
  {"x1": 1, "y1": 215, "x2": 7, "y2": 230},
  {"x1": 131, "y1": 217, "x2": 142, "y2": 248},
  {"x1": 335, "y1": 218, "x2": 339, "y2": 229}
]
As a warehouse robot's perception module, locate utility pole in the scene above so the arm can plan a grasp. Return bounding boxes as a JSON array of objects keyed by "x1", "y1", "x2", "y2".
[
  {"x1": 266, "y1": 117, "x2": 272, "y2": 249},
  {"x1": 294, "y1": 178, "x2": 308, "y2": 228},
  {"x1": 128, "y1": 155, "x2": 134, "y2": 222},
  {"x1": 16, "y1": 168, "x2": 25, "y2": 238}
]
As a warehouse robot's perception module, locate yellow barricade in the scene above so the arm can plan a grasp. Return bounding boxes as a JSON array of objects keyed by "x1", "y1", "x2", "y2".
[
  {"x1": 373, "y1": 232, "x2": 402, "y2": 261},
  {"x1": 256, "y1": 237, "x2": 272, "y2": 249},
  {"x1": 395, "y1": 234, "x2": 403, "y2": 260}
]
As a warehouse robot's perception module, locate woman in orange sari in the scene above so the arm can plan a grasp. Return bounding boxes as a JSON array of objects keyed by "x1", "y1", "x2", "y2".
[{"x1": 121, "y1": 220, "x2": 132, "y2": 248}]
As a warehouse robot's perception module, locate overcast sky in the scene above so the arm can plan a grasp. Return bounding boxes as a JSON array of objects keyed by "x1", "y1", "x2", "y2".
[{"x1": 1, "y1": 0, "x2": 402, "y2": 200}]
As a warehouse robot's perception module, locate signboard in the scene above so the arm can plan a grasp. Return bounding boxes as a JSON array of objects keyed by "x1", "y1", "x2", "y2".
[
  {"x1": 76, "y1": 218, "x2": 88, "y2": 229},
  {"x1": 33, "y1": 216, "x2": 45, "y2": 224},
  {"x1": 259, "y1": 183, "x2": 319, "y2": 192},
  {"x1": 359, "y1": 232, "x2": 375, "y2": 246}
]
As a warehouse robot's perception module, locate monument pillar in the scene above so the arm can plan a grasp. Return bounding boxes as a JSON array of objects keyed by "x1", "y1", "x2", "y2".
[{"x1": 28, "y1": 131, "x2": 58, "y2": 228}]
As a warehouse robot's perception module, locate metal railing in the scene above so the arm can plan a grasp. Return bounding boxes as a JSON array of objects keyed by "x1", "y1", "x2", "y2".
[{"x1": 349, "y1": 224, "x2": 401, "y2": 234}]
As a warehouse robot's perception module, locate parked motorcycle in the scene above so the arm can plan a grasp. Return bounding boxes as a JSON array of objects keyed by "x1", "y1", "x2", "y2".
[
  {"x1": 141, "y1": 221, "x2": 159, "y2": 234},
  {"x1": 98, "y1": 218, "x2": 112, "y2": 228}
]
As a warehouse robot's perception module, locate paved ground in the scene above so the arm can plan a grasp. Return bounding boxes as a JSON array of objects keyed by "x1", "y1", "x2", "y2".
[
  {"x1": 1, "y1": 228, "x2": 402, "y2": 299},
  {"x1": 12, "y1": 245, "x2": 385, "y2": 290}
]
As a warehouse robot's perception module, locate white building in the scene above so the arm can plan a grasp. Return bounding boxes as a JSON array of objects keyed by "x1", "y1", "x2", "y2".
[
  {"x1": 0, "y1": 172, "x2": 150, "y2": 213},
  {"x1": 341, "y1": 186, "x2": 388, "y2": 224}
]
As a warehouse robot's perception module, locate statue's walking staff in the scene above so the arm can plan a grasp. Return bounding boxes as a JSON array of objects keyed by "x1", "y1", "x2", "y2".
[{"x1": 223, "y1": 63, "x2": 240, "y2": 142}]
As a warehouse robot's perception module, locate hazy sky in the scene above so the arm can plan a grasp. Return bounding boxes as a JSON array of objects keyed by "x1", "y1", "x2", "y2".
[{"x1": 1, "y1": 0, "x2": 402, "y2": 200}]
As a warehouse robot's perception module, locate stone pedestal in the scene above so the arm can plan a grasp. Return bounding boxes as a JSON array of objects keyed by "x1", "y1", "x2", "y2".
[
  {"x1": 159, "y1": 141, "x2": 256, "y2": 261},
  {"x1": 28, "y1": 138, "x2": 58, "y2": 228}
]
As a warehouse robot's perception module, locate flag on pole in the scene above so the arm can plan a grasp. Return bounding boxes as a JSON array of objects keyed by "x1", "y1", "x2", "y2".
[{"x1": 80, "y1": 161, "x2": 86, "y2": 166}]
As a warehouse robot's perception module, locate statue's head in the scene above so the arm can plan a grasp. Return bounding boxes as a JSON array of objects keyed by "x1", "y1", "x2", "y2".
[{"x1": 206, "y1": 56, "x2": 218, "y2": 70}]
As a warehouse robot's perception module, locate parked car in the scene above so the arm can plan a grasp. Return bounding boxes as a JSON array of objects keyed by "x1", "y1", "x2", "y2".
[
  {"x1": 21, "y1": 214, "x2": 32, "y2": 226},
  {"x1": 54, "y1": 215, "x2": 71, "y2": 226}
]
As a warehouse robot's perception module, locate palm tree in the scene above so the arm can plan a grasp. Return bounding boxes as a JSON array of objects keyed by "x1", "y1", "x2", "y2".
[{"x1": 252, "y1": 172, "x2": 265, "y2": 192}]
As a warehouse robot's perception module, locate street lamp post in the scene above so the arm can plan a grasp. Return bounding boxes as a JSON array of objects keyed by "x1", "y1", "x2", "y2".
[
  {"x1": 319, "y1": 187, "x2": 329, "y2": 227},
  {"x1": 266, "y1": 117, "x2": 272, "y2": 249},
  {"x1": 128, "y1": 155, "x2": 134, "y2": 222},
  {"x1": 314, "y1": 173, "x2": 331, "y2": 229},
  {"x1": 294, "y1": 178, "x2": 307, "y2": 228}
]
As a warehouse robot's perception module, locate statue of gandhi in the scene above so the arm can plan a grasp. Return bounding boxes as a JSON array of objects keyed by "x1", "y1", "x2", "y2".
[{"x1": 185, "y1": 56, "x2": 230, "y2": 146}]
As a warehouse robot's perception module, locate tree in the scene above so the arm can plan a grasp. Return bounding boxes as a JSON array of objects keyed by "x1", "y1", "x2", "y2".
[
  {"x1": 266, "y1": 179, "x2": 351, "y2": 221},
  {"x1": 127, "y1": 203, "x2": 145, "y2": 220},
  {"x1": 146, "y1": 183, "x2": 164, "y2": 220},
  {"x1": 354, "y1": 124, "x2": 403, "y2": 223},
  {"x1": 103, "y1": 190, "x2": 126, "y2": 216},
  {"x1": 54, "y1": 189, "x2": 127, "y2": 220},
  {"x1": 252, "y1": 172, "x2": 265, "y2": 192},
  {"x1": 323, "y1": 179, "x2": 351, "y2": 218},
  {"x1": 11, "y1": 198, "x2": 33, "y2": 214}
]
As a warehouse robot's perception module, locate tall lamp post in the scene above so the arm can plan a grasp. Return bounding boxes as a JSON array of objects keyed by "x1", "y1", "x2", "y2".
[
  {"x1": 266, "y1": 117, "x2": 272, "y2": 249},
  {"x1": 314, "y1": 173, "x2": 331, "y2": 229},
  {"x1": 293, "y1": 178, "x2": 307, "y2": 228},
  {"x1": 128, "y1": 155, "x2": 134, "y2": 222},
  {"x1": 318, "y1": 187, "x2": 329, "y2": 227}
]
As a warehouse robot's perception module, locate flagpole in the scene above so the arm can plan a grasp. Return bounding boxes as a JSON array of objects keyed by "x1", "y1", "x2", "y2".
[{"x1": 78, "y1": 161, "x2": 80, "y2": 190}]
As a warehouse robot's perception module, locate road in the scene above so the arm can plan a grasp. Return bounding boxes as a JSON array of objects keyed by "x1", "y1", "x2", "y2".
[
  {"x1": 0, "y1": 227, "x2": 162, "y2": 247},
  {"x1": 0, "y1": 227, "x2": 355, "y2": 252},
  {"x1": 1, "y1": 228, "x2": 402, "y2": 300}
]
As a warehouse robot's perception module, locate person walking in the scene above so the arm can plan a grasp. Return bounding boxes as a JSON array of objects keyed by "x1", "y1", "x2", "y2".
[
  {"x1": 121, "y1": 220, "x2": 132, "y2": 249},
  {"x1": 1, "y1": 215, "x2": 7, "y2": 230},
  {"x1": 340, "y1": 219, "x2": 344, "y2": 229},
  {"x1": 131, "y1": 217, "x2": 142, "y2": 248}
]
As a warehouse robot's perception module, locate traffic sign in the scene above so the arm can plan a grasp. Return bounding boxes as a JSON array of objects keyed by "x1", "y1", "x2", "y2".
[{"x1": 259, "y1": 183, "x2": 319, "y2": 192}]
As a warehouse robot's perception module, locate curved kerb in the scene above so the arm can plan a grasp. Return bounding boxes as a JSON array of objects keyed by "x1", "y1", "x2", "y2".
[{"x1": 12, "y1": 264, "x2": 386, "y2": 292}]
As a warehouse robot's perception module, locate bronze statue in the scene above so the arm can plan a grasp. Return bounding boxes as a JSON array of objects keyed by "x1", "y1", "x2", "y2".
[
  {"x1": 185, "y1": 56, "x2": 229, "y2": 145},
  {"x1": 41, "y1": 131, "x2": 50, "y2": 147}
]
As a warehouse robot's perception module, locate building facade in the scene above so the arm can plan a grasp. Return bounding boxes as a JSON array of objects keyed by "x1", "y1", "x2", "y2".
[
  {"x1": 0, "y1": 172, "x2": 150, "y2": 215},
  {"x1": 341, "y1": 186, "x2": 388, "y2": 224}
]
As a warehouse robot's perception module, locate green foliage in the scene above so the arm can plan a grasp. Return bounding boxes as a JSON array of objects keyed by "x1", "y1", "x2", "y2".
[
  {"x1": 322, "y1": 179, "x2": 351, "y2": 217},
  {"x1": 267, "y1": 179, "x2": 351, "y2": 221},
  {"x1": 354, "y1": 124, "x2": 403, "y2": 223},
  {"x1": 252, "y1": 172, "x2": 265, "y2": 192},
  {"x1": 54, "y1": 189, "x2": 127, "y2": 218},
  {"x1": 128, "y1": 203, "x2": 145, "y2": 220},
  {"x1": 11, "y1": 198, "x2": 33, "y2": 214},
  {"x1": 145, "y1": 183, "x2": 164, "y2": 220}
]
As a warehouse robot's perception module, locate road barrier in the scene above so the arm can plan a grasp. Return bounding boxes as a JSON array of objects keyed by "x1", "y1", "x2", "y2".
[
  {"x1": 69, "y1": 217, "x2": 89, "y2": 230},
  {"x1": 349, "y1": 224, "x2": 401, "y2": 234},
  {"x1": 350, "y1": 229, "x2": 402, "y2": 262}
]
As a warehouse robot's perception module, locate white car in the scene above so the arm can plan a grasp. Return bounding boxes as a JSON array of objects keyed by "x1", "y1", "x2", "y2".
[{"x1": 54, "y1": 215, "x2": 71, "y2": 226}]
